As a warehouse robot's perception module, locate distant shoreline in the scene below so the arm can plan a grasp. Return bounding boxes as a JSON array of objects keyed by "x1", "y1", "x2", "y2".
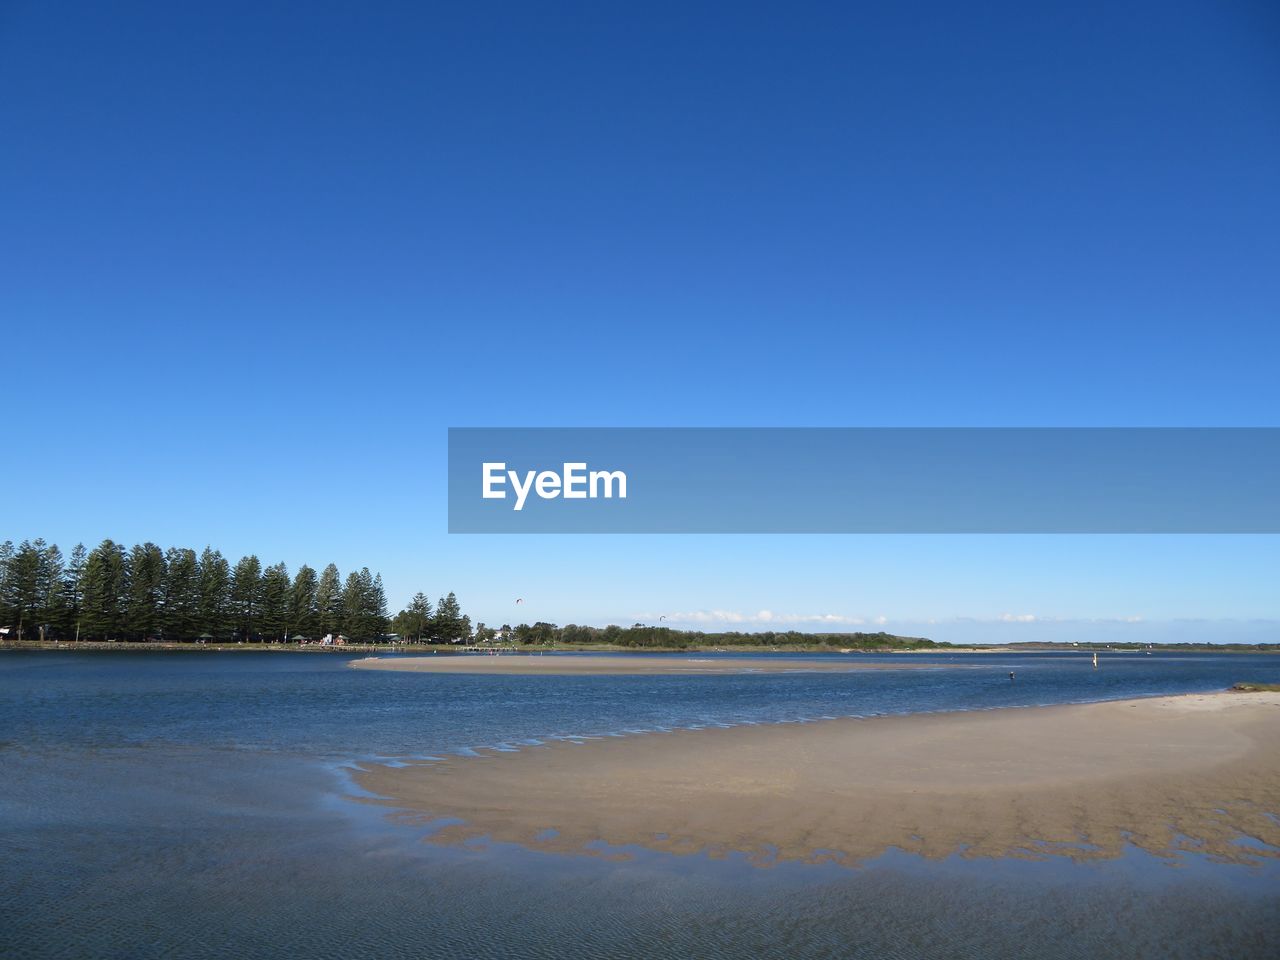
[{"x1": 2, "y1": 640, "x2": 1277, "y2": 655}]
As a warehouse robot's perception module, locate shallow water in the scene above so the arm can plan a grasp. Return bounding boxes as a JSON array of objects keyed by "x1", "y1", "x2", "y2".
[{"x1": 2, "y1": 650, "x2": 1279, "y2": 959}]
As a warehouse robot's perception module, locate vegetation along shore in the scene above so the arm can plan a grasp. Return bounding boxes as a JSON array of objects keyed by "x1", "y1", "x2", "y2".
[
  {"x1": 5, "y1": 537, "x2": 1277, "y2": 653},
  {"x1": 0, "y1": 537, "x2": 937, "y2": 650}
]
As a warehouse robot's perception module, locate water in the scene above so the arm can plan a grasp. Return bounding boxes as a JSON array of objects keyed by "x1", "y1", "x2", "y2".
[{"x1": 2, "y1": 650, "x2": 1278, "y2": 959}]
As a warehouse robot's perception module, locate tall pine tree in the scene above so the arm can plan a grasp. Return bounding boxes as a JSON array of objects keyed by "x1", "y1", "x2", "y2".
[
  {"x1": 126, "y1": 543, "x2": 166, "y2": 640},
  {"x1": 80, "y1": 540, "x2": 128, "y2": 640},
  {"x1": 162, "y1": 548, "x2": 200, "y2": 640},
  {"x1": 260, "y1": 562, "x2": 291, "y2": 642},
  {"x1": 316, "y1": 563, "x2": 343, "y2": 636},
  {"x1": 433, "y1": 592, "x2": 467, "y2": 643},
  {"x1": 398, "y1": 592, "x2": 433, "y2": 642},
  {"x1": 63, "y1": 543, "x2": 87, "y2": 639},
  {"x1": 341, "y1": 571, "x2": 365, "y2": 639},
  {"x1": 290, "y1": 565, "x2": 318, "y2": 639},
  {"x1": 38, "y1": 543, "x2": 68, "y2": 639},
  {"x1": 0, "y1": 541, "x2": 14, "y2": 629},
  {"x1": 229, "y1": 555, "x2": 263, "y2": 641},
  {"x1": 197, "y1": 547, "x2": 231, "y2": 640},
  {"x1": 7, "y1": 540, "x2": 46, "y2": 641}
]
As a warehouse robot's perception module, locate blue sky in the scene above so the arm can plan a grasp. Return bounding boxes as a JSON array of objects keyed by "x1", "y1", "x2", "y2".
[{"x1": 2, "y1": 1, "x2": 1277, "y2": 642}]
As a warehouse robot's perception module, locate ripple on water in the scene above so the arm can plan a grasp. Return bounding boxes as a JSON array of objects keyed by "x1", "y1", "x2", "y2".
[{"x1": 3, "y1": 651, "x2": 1280, "y2": 958}]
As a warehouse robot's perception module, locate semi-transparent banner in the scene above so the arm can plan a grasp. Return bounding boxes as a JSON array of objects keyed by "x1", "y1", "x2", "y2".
[{"x1": 447, "y1": 428, "x2": 1280, "y2": 533}]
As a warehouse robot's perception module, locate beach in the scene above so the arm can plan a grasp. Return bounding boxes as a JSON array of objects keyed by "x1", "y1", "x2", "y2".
[
  {"x1": 348, "y1": 654, "x2": 964, "y2": 675},
  {"x1": 357, "y1": 691, "x2": 1280, "y2": 865}
]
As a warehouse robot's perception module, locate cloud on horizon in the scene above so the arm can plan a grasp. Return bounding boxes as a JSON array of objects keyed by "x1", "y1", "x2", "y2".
[
  {"x1": 638, "y1": 610, "x2": 872, "y2": 626},
  {"x1": 635, "y1": 611, "x2": 1229, "y2": 629}
]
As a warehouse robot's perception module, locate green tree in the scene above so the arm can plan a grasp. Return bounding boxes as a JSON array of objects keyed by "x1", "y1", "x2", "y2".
[
  {"x1": 63, "y1": 543, "x2": 87, "y2": 639},
  {"x1": 0, "y1": 540, "x2": 14, "y2": 628},
  {"x1": 433, "y1": 592, "x2": 467, "y2": 643},
  {"x1": 260, "y1": 562, "x2": 291, "y2": 642},
  {"x1": 162, "y1": 548, "x2": 200, "y2": 641},
  {"x1": 368, "y1": 573, "x2": 389, "y2": 641},
  {"x1": 126, "y1": 543, "x2": 166, "y2": 640},
  {"x1": 290, "y1": 564, "x2": 319, "y2": 639},
  {"x1": 6, "y1": 540, "x2": 46, "y2": 641},
  {"x1": 229, "y1": 555, "x2": 263, "y2": 640},
  {"x1": 518, "y1": 621, "x2": 557, "y2": 645},
  {"x1": 340, "y1": 571, "x2": 362, "y2": 638},
  {"x1": 339, "y1": 568, "x2": 389, "y2": 641},
  {"x1": 80, "y1": 540, "x2": 128, "y2": 640},
  {"x1": 316, "y1": 563, "x2": 343, "y2": 636},
  {"x1": 394, "y1": 592, "x2": 432, "y2": 642},
  {"x1": 38, "y1": 542, "x2": 68, "y2": 639},
  {"x1": 197, "y1": 547, "x2": 231, "y2": 640}
]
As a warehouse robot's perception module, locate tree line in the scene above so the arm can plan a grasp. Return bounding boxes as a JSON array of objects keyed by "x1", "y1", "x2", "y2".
[
  {"x1": 0, "y1": 538, "x2": 464, "y2": 644},
  {"x1": 482, "y1": 622, "x2": 945, "y2": 650},
  {"x1": 2, "y1": 538, "x2": 943, "y2": 649},
  {"x1": 388, "y1": 592, "x2": 471, "y2": 644}
]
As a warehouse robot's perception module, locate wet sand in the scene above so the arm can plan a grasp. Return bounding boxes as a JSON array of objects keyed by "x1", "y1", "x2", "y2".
[
  {"x1": 356, "y1": 692, "x2": 1280, "y2": 865},
  {"x1": 349, "y1": 654, "x2": 958, "y2": 675}
]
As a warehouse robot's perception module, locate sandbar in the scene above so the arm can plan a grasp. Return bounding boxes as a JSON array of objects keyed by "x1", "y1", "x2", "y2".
[
  {"x1": 355, "y1": 692, "x2": 1280, "y2": 865},
  {"x1": 349, "y1": 654, "x2": 959, "y2": 675}
]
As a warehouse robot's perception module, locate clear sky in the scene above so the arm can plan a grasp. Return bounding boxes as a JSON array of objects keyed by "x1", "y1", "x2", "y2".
[{"x1": 3, "y1": 1, "x2": 1277, "y2": 643}]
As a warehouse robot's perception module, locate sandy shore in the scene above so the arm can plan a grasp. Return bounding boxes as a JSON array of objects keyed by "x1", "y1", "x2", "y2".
[
  {"x1": 349, "y1": 654, "x2": 963, "y2": 675},
  {"x1": 356, "y1": 692, "x2": 1280, "y2": 865}
]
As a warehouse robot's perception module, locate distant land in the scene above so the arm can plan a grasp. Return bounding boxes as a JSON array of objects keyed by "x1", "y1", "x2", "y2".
[{"x1": 2, "y1": 627, "x2": 1278, "y2": 656}]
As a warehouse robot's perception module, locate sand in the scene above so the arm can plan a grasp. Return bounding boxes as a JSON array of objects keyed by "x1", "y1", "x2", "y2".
[
  {"x1": 349, "y1": 654, "x2": 962, "y2": 675},
  {"x1": 355, "y1": 692, "x2": 1280, "y2": 866}
]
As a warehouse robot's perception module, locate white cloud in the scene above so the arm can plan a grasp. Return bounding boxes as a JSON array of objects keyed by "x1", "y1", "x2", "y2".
[
  {"x1": 977, "y1": 614, "x2": 1149, "y2": 625},
  {"x1": 635, "y1": 611, "x2": 1157, "y2": 629},
  {"x1": 642, "y1": 610, "x2": 869, "y2": 626}
]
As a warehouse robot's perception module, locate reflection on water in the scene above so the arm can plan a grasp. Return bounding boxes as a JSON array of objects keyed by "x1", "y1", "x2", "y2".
[{"x1": 2, "y1": 651, "x2": 1279, "y2": 959}]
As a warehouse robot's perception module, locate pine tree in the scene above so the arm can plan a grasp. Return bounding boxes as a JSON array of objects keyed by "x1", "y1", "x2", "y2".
[
  {"x1": 38, "y1": 543, "x2": 68, "y2": 639},
  {"x1": 8, "y1": 540, "x2": 45, "y2": 641},
  {"x1": 368, "y1": 573, "x2": 389, "y2": 641},
  {"x1": 353, "y1": 568, "x2": 376, "y2": 639},
  {"x1": 341, "y1": 571, "x2": 365, "y2": 639},
  {"x1": 197, "y1": 547, "x2": 231, "y2": 640},
  {"x1": 229, "y1": 555, "x2": 263, "y2": 641},
  {"x1": 0, "y1": 540, "x2": 14, "y2": 628},
  {"x1": 290, "y1": 564, "x2": 319, "y2": 640},
  {"x1": 335, "y1": 569, "x2": 390, "y2": 642},
  {"x1": 316, "y1": 563, "x2": 343, "y2": 636},
  {"x1": 260, "y1": 562, "x2": 291, "y2": 642},
  {"x1": 126, "y1": 543, "x2": 166, "y2": 640},
  {"x1": 162, "y1": 548, "x2": 200, "y2": 641},
  {"x1": 433, "y1": 592, "x2": 467, "y2": 643},
  {"x1": 80, "y1": 540, "x2": 128, "y2": 640},
  {"x1": 63, "y1": 543, "x2": 87, "y2": 640},
  {"x1": 402, "y1": 592, "x2": 432, "y2": 642}
]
